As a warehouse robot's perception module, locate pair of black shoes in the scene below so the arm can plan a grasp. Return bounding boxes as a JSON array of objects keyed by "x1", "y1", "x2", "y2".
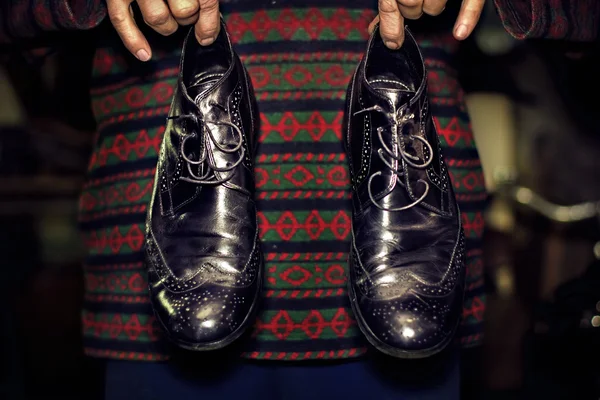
[{"x1": 145, "y1": 21, "x2": 466, "y2": 359}]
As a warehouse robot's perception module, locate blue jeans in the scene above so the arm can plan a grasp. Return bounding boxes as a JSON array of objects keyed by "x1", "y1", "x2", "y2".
[{"x1": 105, "y1": 349, "x2": 459, "y2": 400}]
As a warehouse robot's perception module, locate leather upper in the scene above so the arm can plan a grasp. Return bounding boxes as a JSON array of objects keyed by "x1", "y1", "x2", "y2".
[
  {"x1": 344, "y1": 27, "x2": 466, "y2": 355},
  {"x1": 145, "y1": 22, "x2": 262, "y2": 348}
]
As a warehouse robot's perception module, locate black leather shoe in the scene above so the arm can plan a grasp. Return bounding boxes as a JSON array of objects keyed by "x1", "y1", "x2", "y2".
[
  {"x1": 344, "y1": 27, "x2": 466, "y2": 359},
  {"x1": 145, "y1": 22, "x2": 262, "y2": 351}
]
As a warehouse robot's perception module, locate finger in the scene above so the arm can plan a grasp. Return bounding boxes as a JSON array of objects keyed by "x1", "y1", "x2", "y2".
[
  {"x1": 195, "y1": 0, "x2": 220, "y2": 45},
  {"x1": 108, "y1": 0, "x2": 152, "y2": 61},
  {"x1": 423, "y1": 0, "x2": 446, "y2": 16},
  {"x1": 378, "y1": 0, "x2": 404, "y2": 49},
  {"x1": 453, "y1": 0, "x2": 485, "y2": 40},
  {"x1": 368, "y1": 15, "x2": 380, "y2": 35},
  {"x1": 137, "y1": 0, "x2": 178, "y2": 36},
  {"x1": 168, "y1": 0, "x2": 200, "y2": 25},
  {"x1": 397, "y1": 0, "x2": 423, "y2": 20}
]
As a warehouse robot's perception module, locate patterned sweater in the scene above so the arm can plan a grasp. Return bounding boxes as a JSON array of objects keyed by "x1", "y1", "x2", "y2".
[{"x1": 2, "y1": 0, "x2": 597, "y2": 362}]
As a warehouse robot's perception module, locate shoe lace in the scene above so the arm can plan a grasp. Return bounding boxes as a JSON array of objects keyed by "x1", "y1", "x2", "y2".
[
  {"x1": 354, "y1": 105, "x2": 433, "y2": 212},
  {"x1": 168, "y1": 102, "x2": 245, "y2": 185}
]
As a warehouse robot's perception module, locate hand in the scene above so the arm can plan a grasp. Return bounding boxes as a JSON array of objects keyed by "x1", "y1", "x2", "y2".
[
  {"x1": 107, "y1": 0, "x2": 220, "y2": 61},
  {"x1": 371, "y1": 0, "x2": 485, "y2": 49}
]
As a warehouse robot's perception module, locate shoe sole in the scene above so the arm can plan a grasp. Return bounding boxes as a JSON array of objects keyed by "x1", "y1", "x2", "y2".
[
  {"x1": 152, "y1": 249, "x2": 263, "y2": 352},
  {"x1": 347, "y1": 245, "x2": 458, "y2": 359}
]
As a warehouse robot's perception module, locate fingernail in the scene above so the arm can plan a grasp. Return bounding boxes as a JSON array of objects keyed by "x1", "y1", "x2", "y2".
[
  {"x1": 385, "y1": 40, "x2": 399, "y2": 49},
  {"x1": 136, "y1": 49, "x2": 150, "y2": 62},
  {"x1": 199, "y1": 36, "x2": 216, "y2": 46},
  {"x1": 455, "y1": 24, "x2": 468, "y2": 39}
]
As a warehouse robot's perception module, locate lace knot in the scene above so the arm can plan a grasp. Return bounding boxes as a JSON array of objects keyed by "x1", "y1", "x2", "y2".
[
  {"x1": 354, "y1": 105, "x2": 433, "y2": 212},
  {"x1": 168, "y1": 108, "x2": 245, "y2": 185}
]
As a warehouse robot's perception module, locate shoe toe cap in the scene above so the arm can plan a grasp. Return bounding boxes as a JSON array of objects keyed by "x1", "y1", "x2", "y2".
[
  {"x1": 357, "y1": 292, "x2": 461, "y2": 356},
  {"x1": 146, "y1": 236, "x2": 261, "y2": 349},
  {"x1": 151, "y1": 284, "x2": 256, "y2": 349},
  {"x1": 351, "y1": 231, "x2": 466, "y2": 356}
]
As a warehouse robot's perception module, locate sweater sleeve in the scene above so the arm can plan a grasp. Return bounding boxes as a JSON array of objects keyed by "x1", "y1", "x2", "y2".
[
  {"x1": 494, "y1": 0, "x2": 600, "y2": 42},
  {"x1": 0, "y1": 0, "x2": 107, "y2": 44}
]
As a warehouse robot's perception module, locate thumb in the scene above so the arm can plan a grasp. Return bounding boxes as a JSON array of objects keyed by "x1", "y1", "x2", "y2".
[
  {"x1": 195, "y1": 0, "x2": 221, "y2": 45},
  {"x1": 378, "y1": 0, "x2": 405, "y2": 49}
]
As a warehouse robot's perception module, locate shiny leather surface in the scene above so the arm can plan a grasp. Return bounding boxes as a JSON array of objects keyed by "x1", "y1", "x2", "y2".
[
  {"x1": 145, "y1": 22, "x2": 262, "y2": 350},
  {"x1": 344, "y1": 27, "x2": 466, "y2": 358}
]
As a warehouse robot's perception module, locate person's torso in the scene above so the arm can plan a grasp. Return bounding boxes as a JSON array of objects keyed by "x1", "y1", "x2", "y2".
[{"x1": 80, "y1": 1, "x2": 485, "y2": 361}]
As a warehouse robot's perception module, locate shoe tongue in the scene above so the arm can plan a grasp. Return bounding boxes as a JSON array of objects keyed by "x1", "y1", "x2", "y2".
[
  {"x1": 380, "y1": 88, "x2": 415, "y2": 109},
  {"x1": 367, "y1": 77, "x2": 415, "y2": 109},
  {"x1": 188, "y1": 72, "x2": 224, "y2": 105},
  {"x1": 181, "y1": 27, "x2": 231, "y2": 104}
]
